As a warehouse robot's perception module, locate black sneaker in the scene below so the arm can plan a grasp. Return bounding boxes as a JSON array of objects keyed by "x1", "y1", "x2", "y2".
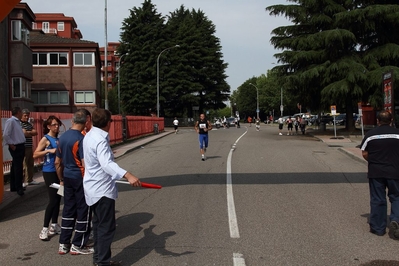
[{"x1": 389, "y1": 221, "x2": 399, "y2": 239}]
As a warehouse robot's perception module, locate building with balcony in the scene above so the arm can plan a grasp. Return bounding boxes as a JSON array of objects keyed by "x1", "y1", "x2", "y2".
[
  {"x1": 100, "y1": 41, "x2": 121, "y2": 90},
  {"x1": 0, "y1": 2, "x2": 35, "y2": 111},
  {"x1": 30, "y1": 30, "x2": 101, "y2": 113},
  {"x1": 32, "y1": 13, "x2": 82, "y2": 39},
  {"x1": 30, "y1": 12, "x2": 101, "y2": 113}
]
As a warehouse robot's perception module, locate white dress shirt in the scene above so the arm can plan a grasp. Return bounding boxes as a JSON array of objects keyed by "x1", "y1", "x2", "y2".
[
  {"x1": 3, "y1": 116, "x2": 25, "y2": 145},
  {"x1": 83, "y1": 126, "x2": 127, "y2": 206}
]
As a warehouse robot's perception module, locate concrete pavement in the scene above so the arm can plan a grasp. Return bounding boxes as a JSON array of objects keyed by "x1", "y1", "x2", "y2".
[
  {"x1": 0, "y1": 126, "x2": 367, "y2": 212},
  {"x1": 0, "y1": 130, "x2": 174, "y2": 212}
]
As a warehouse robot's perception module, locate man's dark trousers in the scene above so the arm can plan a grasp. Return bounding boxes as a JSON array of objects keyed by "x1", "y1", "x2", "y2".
[
  {"x1": 9, "y1": 143, "x2": 25, "y2": 192},
  {"x1": 369, "y1": 178, "x2": 399, "y2": 234},
  {"x1": 92, "y1": 196, "x2": 116, "y2": 266}
]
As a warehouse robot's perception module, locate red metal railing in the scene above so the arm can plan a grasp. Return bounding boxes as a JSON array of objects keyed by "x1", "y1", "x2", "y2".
[{"x1": 2, "y1": 110, "x2": 164, "y2": 174}]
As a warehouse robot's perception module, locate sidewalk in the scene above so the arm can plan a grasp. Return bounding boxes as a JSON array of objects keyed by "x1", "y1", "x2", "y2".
[
  {"x1": 0, "y1": 130, "x2": 174, "y2": 212},
  {"x1": 309, "y1": 132, "x2": 366, "y2": 165}
]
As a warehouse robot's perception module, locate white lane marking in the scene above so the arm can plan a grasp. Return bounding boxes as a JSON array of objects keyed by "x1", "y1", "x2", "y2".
[
  {"x1": 233, "y1": 253, "x2": 246, "y2": 266},
  {"x1": 227, "y1": 130, "x2": 248, "y2": 239}
]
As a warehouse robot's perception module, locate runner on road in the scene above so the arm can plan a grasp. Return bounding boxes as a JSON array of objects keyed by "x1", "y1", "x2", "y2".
[{"x1": 194, "y1": 113, "x2": 212, "y2": 161}]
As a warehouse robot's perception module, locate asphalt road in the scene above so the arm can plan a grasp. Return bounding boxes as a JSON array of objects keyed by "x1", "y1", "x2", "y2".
[{"x1": 1, "y1": 124, "x2": 398, "y2": 266}]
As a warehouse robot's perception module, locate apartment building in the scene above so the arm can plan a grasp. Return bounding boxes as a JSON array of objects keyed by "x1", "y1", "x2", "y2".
[
  {"x1": 29, "y1": 13, "x2": 101, "y2": 113},
  {"x1": 0, "y1": 2, "x2": 35, "y2": 111},
  {"x1": 0, "y1": 5, "x2": 101, "y2": 113},
  {"x1": 100, "y1": 41, "x2": 121, "y2": 90}
]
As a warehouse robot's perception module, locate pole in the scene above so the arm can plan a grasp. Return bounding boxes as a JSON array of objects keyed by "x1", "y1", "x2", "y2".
[
  {"x1": 249, "y1": 83, "x2": 259, "y2": 119},
  {"x1": 156, "y1": 45, "x2": 179, "y2": 117},
  {"x1": 280, "y1": 87, "x2": 283, "y2": 117},
  {"x1": 118, "y1": 53, "x2": 127, "y2": 115},
  {"x1": 104, "y1": 0, "x2": 108, "y2": 110}
]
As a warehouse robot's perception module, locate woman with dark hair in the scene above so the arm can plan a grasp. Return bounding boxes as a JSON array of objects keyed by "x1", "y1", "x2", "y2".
[{"x1": 33, "y1": 116, "x2": 63, "y2": 241}]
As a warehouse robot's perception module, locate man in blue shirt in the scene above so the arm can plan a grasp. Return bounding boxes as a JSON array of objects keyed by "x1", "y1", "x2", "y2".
[
  {"x1": 83, "y1": 108, "x2": 141, "y2": 266},
  {"x1": 3, "y1": 107, "x2": 25, "y2": 196},
  {"x1": 55, "y1": 110, "x2": 92, "y2": 255}
]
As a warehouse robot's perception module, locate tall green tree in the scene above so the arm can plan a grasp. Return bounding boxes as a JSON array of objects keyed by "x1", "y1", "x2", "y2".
[
  {"x1": 164, "y1": 6, "x2": 230, "y2": 117},
  {"x1": 119, "y1": 0, "x2": 166, "y2": 115},
  {"x1": 266, "y1": 0, "x2": 399, "y2": 129},
  {"x1": 118, "y1": 1, "x2": 230, "y2": 117}
]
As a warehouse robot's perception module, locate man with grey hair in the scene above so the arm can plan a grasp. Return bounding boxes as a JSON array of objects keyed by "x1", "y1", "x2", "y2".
[
  {"x1": 360, "y1": 110, "x2": 399, "y2": 238},
  {"x1": 3, "y1": 107, "x2": 25, "y2": 196},
  {"x1": 20, "y1": 109, "x2": 38, "y2": 186},
  {"x1": 55, "y1": 110, "x2": 93, "y2": 255}
]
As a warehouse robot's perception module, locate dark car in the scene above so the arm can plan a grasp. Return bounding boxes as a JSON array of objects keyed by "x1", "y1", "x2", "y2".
[
  {"x1": 320, "y1": 115, "x2": 334, "y2": 125},
  {"x1": 227, "y1": 117, "x2": 236, "y2": 127},
  {"x1": 333, "y1": 114, "x2": 346, "y2": 125}
]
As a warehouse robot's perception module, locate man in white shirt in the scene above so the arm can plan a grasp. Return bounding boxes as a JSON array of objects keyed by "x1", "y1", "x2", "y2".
[
  {"x1": 83, "y1": 108, "x2": 141, "y2": 266},
  {"x1": 3, "y1": 107, "x2": 26, "y2": 196},
  {"x1": 173, "y1": 117, "x2": 179, "y2": 134}
]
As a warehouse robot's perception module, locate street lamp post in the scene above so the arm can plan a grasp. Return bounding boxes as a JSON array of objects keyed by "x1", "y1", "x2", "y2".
[
  {"x1": 117, "y1": 53, "x2": 128, "y2": 115},
  {"x1": 249, "y1": 83, "x2": 259, "y2": 119},
  {"x1": 104, "y1": 0, "x2": 109, "y2": 110},
  {"x1": 156, "y1": 44, "x2": 179, "y2": 117},
  {"x1": 280, "y1": 87, "x2": 283, "y2": 117}
]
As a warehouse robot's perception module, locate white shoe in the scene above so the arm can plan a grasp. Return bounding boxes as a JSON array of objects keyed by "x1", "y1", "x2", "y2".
[
  {"x1": 287, "y1": 133, "x2": 289, "y2": 135},
  {"x1": 23, "y1": 183, "x2": 28, "y2": 188},
  {"x1": 201, "y1": 155, "x2": 205, "y2": 161},
  {"x1": 49, "y1": 223, "x2": 61, "y2": 235},
  {"x1": 29, "y1": 180, "x2": 40, "y2": 185},
  {"x1": 39, "y1": 228, "x2": 49, "y2": 241},
  {"x1": 279, "y1": 133, "x2": 282, "y2": 135}
]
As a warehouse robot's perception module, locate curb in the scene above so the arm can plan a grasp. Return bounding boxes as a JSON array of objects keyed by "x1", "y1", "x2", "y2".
[{"x1": 337, "y1": 147, "x2": 367, "y2": 166}]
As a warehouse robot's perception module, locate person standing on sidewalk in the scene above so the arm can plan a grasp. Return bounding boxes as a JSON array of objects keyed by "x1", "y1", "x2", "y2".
[
  {"x1": 21, "y1": 109, "x2": 38, "y2": 187},
  {"x1": 195, "y1": 113, "x2": 212, "y2": 161},
  {"x1": 173, "y1": 117, "x2": 179, "y2": 134},
  {"x1": 83, "y1": 108, "x2": 141, "y2": 266},
  {"x1": 360, "y1": 110, "x2": 399, "y2": 238},
  {"x1": 55, "y1": 110, "x2": 93, "y2": 255},
  {"x1": 278, "y1": 116, "x2": 284, "y2": 135},
  {"x1": 33, "y1": 116, "x2": 63, "y2": 241},
  {"x1": 3, "y1": 107, "x2": 25, "y2": 196}
]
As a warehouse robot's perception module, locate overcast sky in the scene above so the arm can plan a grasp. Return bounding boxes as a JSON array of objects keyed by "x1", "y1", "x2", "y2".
[{"x1": 24, "y1": 0, "x2": 289, "y2": 92}]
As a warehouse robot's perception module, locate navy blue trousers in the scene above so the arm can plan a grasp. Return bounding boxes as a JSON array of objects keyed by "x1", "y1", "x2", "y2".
[
  {"x1": 8, "y1": 144, "x2": 25, "y2": 192},
  {"x1": 59, "y1": 177, "x2": 91, "y2": 247},
  {"x1": 369, "y1": 178, "x2": 399, "y2": 234},
  {"x1": 92, "y1": 196, "x2": 116, "y2": 266}
]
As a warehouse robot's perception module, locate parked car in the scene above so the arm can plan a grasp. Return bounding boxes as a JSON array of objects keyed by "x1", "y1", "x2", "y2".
[
  {"x1": 320, "y1": 115, "x2": 334, "y2": 125},
  {"x1": 227, "y1": 117, "x2": 236, "y2": 127},
  {"x1": 274, "y1": 115, "x2": 291, "y2": 123},
  {"x1": 333, "y1": 113, "x2": 346, "y2": 125}
]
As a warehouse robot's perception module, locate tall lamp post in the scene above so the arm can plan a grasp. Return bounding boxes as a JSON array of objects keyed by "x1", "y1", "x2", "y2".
[
  {"x1": 249, "y1": 83, "x2": 259, "y2": 119},
  {"x1": 117, "y1": 53, "x2": 128, "y2": 115},
  {"x1": 104, "y1": 0, "x2": 109, "y2": 110},
  {"x1": 157, "y1": 44, "x2": 179, "y2": 117}
]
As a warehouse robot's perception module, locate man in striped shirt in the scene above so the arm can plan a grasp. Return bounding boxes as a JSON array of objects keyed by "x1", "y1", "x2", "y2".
[
  {"x1": 360, "y1": 110, "x2": 399, "y2": 238},
  {"x1": 21, "y1": 109, "x2": 38, "y2": 187}
]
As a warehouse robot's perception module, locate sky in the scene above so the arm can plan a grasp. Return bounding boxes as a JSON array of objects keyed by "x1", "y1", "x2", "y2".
[{"x1": 23, "y1": 0, "x2": 290, "y2": 93}]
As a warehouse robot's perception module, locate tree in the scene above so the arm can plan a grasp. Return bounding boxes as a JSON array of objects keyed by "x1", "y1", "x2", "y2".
[
  {"x1": 163, "y1": 6, "x2": 230, "y2": 117},
  {"x1": 266, "y1": 1, "x2": 399, "y2": 130},
  {"x1": 118, "y1": 2, "x2": 230, "y2": 117},
  {"x1": 119, "y1": 0, "x2": 166, "y2": 115}
]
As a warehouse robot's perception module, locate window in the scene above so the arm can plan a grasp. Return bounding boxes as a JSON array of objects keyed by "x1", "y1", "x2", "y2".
[
  {"x1": 31, "y1": 91, "x2": 69, "y2": 105},
  {"x1": 12, "y1": 77, "x2": 31, "y2": 98},
  {"x1": 32, "y1": 53, "x2": 68, "y2": 66},
  {"x1": 57, "y1": 22, "x2": 64, "y2": 31},
  {"x1": 75, "y1": 91, "x2": 95, "y2": 104},
  {"x1": 42, "y1": 22, "x2": 49, "y2": 33},
  {"x1": 11, "y1": 20, "x2": 29, "y2": 45},
  {"x1": 74, "y1": 53, "x2": 94, "y2": 66}
]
